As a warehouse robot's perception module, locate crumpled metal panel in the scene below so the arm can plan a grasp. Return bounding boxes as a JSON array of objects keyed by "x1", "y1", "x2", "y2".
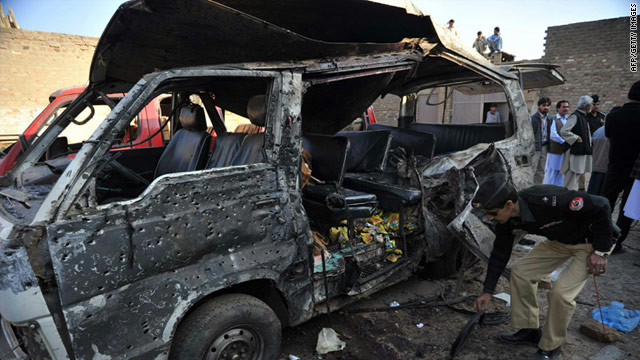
[
  {"x1": 91, "y1": 0, "x2": 411, "y2": 86},
  {"x1": 419, "y1": 145, "x2": 510, "y2": 261}
]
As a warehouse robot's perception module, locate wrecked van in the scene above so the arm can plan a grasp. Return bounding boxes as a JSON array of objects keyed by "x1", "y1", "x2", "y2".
[{"x1": 0, "y1": 0, "x2": 564, "y2": 359}]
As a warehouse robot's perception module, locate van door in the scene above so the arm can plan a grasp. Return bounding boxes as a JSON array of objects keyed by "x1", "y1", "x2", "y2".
[{"x1": 42, "y1": 70, "x2": 307, "y2": 358}]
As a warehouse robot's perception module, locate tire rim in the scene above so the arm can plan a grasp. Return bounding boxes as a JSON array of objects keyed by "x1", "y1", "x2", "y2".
[{"x1": 205, "y1": 327, "x2": 263, "y2": 360}]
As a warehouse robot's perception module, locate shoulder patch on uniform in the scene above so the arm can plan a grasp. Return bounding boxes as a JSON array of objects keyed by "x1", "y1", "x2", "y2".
[{"x1": 569, "y1": 197, "x2": 584, "y2": 211}]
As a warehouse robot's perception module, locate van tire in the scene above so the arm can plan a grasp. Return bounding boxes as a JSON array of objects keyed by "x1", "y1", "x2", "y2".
[
  {"x1": 421, "y1": 239, "x2": 475, "y2": 279},
  {"x1": 169, "y1": 293, "x2": 281, "y2": 360}
]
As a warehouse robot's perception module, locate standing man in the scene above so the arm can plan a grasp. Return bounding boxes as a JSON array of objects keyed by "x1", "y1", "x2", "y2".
[
  {"x1": 602, "y1": 80, "x2": 640, "y2": 253},
  {"x1": 560, "y1": 96, "x2": 593, "y2": 191},
  {"x1": 531, "y1": 97, "x2": 551, "y2": 184},
  {"x1": 446, "y1": 19, "x2": 458, "y2": 36},
  {"x1": 473, "y1": 31, "x2": 488, "y2": 55},
  {"x1": 587, "y1": 94, "x2": 606, "y2": 134},
  {"x1": 487, "y1": 27, "x2": 502, "y2": 53},
  {"x1": 586, "y1": 125, "x2": 610, "y2": 195},
  {"x1": 543, "y1": 100, "x2": 570, "y2": 186},
  {"x1": 486, "y1": 103, "x2": 501, "y2": 123},
  {"x1": 473, "y1": 175, "x2": 613, "y2": 360}
]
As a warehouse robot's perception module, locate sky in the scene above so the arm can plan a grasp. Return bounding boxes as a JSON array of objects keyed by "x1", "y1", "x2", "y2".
[{"x1": 3, "y1": 0, "x2": 632, "y2": 60}]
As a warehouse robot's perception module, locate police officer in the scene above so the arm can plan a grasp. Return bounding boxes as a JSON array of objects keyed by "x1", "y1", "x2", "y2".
[{"x1": 472, "y1": 174, "x2": 614, "y2": 360}]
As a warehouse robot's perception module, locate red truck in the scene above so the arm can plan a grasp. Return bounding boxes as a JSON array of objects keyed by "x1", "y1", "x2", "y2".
[{"x1": 0, "y1": 86, "x2": 166, "y2": 176}]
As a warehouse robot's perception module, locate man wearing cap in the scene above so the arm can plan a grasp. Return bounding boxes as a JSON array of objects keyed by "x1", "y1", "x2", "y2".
[
  {"x1": 601, "y1": 80, "x2": 640, "y2": 253},
  {"x1": 472, "y1": 175, "x2": 613, "y2": 360},
  {"x1": 587, "y1": 94, "x2": 606, "y2": 134}
]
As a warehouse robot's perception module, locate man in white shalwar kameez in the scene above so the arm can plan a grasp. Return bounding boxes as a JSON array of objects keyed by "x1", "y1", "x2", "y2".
[
  {"x1": 543, "y1": 100, "x2": 570, "y2": 186},
  {"x1": 560, "y1": 96, "x2": 593, "y2": 191}
]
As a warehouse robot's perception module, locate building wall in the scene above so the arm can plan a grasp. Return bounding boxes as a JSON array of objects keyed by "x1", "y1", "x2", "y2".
[
  {"x1": 373, "y1": 17, "x2": 635, "y2": 125},
  {"x1": 540, "y1": 17, "x2": 635, "y2": 114},
  {"x1": 0, "y1": 28, "x2": 98, "y2": 134},
  {"x1": 370, "y1": 94, "x2": 400, "y2": 126}
]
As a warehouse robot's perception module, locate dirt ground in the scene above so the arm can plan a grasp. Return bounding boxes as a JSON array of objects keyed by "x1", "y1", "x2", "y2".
[{"x1": 280, "y1": 221, "x2": 640, "y2": 360}]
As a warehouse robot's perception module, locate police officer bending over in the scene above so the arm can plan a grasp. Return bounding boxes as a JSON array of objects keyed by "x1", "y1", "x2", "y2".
[{"x1": 472, "y1": 175, "x2": 614, "y2": 360}]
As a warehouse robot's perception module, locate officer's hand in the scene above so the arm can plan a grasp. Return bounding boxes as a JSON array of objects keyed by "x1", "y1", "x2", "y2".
[
  {"x1": 577, "y1": 136, "x2": 583, "y2": 143},
  {"x1": 587, "y1": 252, "x2": 608, "y2": 276},
  {"x1": 474, "y1": 293, "x2": 492, "y2": 311}
]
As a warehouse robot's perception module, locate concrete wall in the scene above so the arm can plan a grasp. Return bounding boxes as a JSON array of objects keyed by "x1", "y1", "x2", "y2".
[
  {"x1": 0, "y1": 28, "x2": 97, "y2": 134},
  {"x1": 539, "y1": 17, "x2": 635, "y2": 114}
]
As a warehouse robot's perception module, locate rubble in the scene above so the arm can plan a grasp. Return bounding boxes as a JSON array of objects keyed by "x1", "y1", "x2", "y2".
[{"x1": 579, "y1": 318, "x2": 620, "y2": 343}]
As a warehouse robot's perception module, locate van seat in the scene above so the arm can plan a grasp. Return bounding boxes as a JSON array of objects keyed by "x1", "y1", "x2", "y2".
[
  {"x1": 301, "y1": 133, "x2": 377, "y2": 229},
  {"x1": 367, "y1": 124, "x2": 436, "y2": 159},
  {"x1": 343, "y1": 172, "x2": 421, "y2": 211},
  {"x1": 154, "y1": 105, "x2": 211, "y2": 178},
  {"x1": 409, "y1": 122, "x2": 505, "y2": 155},
  {"x1": 207, "y1": 132, "x2": 246, "y2": 168},
  {"x1": 229, "y1": 133, "x2": 265, "y2": 166},
  {"x1": 337, "y1": 130, "x2": 392, "y2": 173}
]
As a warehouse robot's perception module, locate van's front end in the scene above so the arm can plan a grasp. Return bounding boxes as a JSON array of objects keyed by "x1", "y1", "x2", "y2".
[{"x1": 0, "y1": 217, "x2": 70, "y2": 359}]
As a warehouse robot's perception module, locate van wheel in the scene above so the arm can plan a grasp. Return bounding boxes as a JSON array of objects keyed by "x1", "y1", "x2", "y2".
[
  {"x1": 170, "y1": 293, "x2": 281, "y2": 360},
  {"x1": 421, "y1": 239, "x2": 476, "y2": 279}
]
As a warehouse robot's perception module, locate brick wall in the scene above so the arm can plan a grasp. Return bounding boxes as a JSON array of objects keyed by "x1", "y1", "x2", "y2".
[
  {"x1": 371, "y1": 94, "x2": 401, "y2": 126},
  {"x1": 539, "y1": 17, "x2": 635, "y2": 114},
  {"x1": 0, "y1": 28, "x2": 97, "y2": 134},
  {"x1": 373, "y1": 17, "x2": 636, "y2": 123}
]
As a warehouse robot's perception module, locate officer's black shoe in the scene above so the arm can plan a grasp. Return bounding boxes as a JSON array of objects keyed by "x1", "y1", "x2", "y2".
[
  {"x1": 498, "y1": 328, "x2": 541, "y2": 345},
  {"x1": 528, "y1": 347, "x2": 561, "y2": 360}
]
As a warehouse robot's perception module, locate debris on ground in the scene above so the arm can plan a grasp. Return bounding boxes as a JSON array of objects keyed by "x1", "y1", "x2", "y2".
[
  {"x1": 282, "y1": 224, "x2": 640, "y2": 359},
  {"x1": 450, "y1": 310, "x2": 486, "y2": 359},
  {"x1": 288, "y1": 355, "x2": 301, "y2": 360},
  {"x1": 316, "y1": 328, "x2": 346, "y2": 354},
  {"x1": 416, "y1": 323, "x2": 424, "y2": 328},
  {"x1": 389, "y1": 300, "x2": 400, "y2": 308},
  {"x1": 592, "y1": 301, "x2": 640, "y2": 332},
  {"x1": 579, "y1": 318, "x2": 620, "y2": 343},
  {"x1": 587, "y1": 345, "x2": 622, "y2": 360}
]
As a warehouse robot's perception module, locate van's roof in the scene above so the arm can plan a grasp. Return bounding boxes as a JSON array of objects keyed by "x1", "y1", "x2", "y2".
[
  {"x1": 89, "y1": 0, "x2": 530, "y2": 133},
  {"x1": 90, "y1": 0, "x2": 516, "y2": 89}
]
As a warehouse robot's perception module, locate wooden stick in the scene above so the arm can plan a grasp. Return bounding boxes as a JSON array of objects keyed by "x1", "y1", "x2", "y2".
[{"x1": 593, "y1": 275, "x2": 607, "y2": 337}]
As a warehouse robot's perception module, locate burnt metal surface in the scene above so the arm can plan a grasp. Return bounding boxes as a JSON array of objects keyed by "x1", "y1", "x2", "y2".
[
  {"x1": 419, "y1": 145, "x2": 510, "y2": 261},
  {"x1": 91, "y1": 0, "x2": 411, "y2": 86},
  {"x1": 36, "y1": 71, "x2": 314, "y2": 359}
]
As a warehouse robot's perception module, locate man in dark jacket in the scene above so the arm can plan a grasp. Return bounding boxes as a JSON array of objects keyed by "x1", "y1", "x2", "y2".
[
  {"x1": 602, "y1": 80, "x2": 640, "y2": 253},
  {"x1": 531, "y1": 97, "x2": 552, "y2": 184},
  {"x1": 587, "y1": 94, "x2": 606, "y2": 134},
  {"x1": 473, "y1": 174, "x2": 613, "y2": 360}
]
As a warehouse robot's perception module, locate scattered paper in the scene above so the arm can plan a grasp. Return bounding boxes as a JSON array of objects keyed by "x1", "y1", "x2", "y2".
[
  {"x1": 416, "y1": 323, "x2": 424, "y2": 328},
  {"x1": 289, "y1": 355, "x2": 301, "y2": 360},
  {"x1": 389, "y1": 300, "x2": 400, "y2": 307},
  {"x1": 316, "y1": 328, "x2": 346, "y2": 354}
]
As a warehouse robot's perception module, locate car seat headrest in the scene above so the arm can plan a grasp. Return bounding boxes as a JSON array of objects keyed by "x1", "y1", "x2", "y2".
[
  {"x1": 247, "y1": 95, "x2": 267, "y2": 127},
  {"x1": 179, "y1": 105, "x2": 207, "y2": 132}
]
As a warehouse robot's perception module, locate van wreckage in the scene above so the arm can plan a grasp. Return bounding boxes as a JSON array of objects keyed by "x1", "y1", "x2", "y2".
[{"x1": 0, "y1": 0, "x2": 564, "y2": 359}]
